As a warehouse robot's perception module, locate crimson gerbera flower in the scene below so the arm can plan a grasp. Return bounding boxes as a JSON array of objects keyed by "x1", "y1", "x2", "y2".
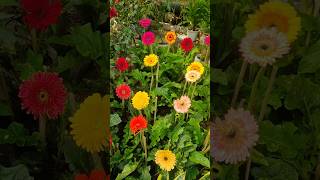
[
  {"x1": 141, "y1": 31, "x2": 155, "y2": 46},
  {"x1": 115, "y1": 57, "x2": 129, "y2": 72},
  {"x1": 110, "y1": 7, "x2": 117, "y2": 19},
  {"x1": 21, "y1": 0, "x2": 62, "y2": 31},
  {"x1": 18, "y1": 72, "x2": 67, "y2": 120},
  {"x1": 180, "y1": 37, "x2": 193, "y2": 52},
  {"x1": 115, "y1": 84, "x2": 131, "y2": 100},
  {"x1": 130, "y1": 115, "x2": 147, "y2": 135}
]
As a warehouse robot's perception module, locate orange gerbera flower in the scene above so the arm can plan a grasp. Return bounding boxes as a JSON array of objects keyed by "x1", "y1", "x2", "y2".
[
  {"x1": 165, "y1": 31, "x2": 177, "y2": 45},
  {"x1": 129, "y1": 115, "x2": 148, "y2": 135}
]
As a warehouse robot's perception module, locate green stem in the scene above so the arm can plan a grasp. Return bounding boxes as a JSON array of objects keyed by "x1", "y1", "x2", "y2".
[
  {"x1": 248, "y1": 66, "x2": 265, "y2": 111},
  {"x1": 245, "y1": 158, "x2": 252, "y2": 180},
  {"x1": 31, "y1": 29, "x2": 38, "y2": 52},
  {"x1": 150, "y1": 45, "x2": 154, "y2": 54},
  {"x1": 122, "y1": 99, "x2": 125, "y2": 110},
  {"x1": 39, "y1": 116, "x2": 46, "y2": 145},
  {"x1": 205, "y1": 47, "x2": 210, "y2": 63},
  {"x1": 141, "y1": 131, "x2": 148, "y2": 164},
  {"x1": 149, "y1": 67, "x2": 154, "y2": 93},
  {"x1": 92, "y1": 153, "x2": 103, "y2": 169},
  {"x1": 258, "y1": 65, "x2": 278, "y2": 121},
  {"x1": 190, "y1": 82, "x2": 198, "y2": 101},
  {"x1": 167, "y1": 171, "x2": 169, "y2": 180},
  {"x1": 231, "y1": 61, "x2": 248, "y2": 107},
  {"x1": 153, "y1": 62, "x2": 160, "y2": 123},
  {"x1": 182, "y1": 81, "x2": 187, "y2": 95}
]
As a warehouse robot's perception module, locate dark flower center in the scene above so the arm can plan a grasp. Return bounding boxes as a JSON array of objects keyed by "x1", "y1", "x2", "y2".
[
  {"x1": 227, "y1": 128, "x2": 236, "y2": 138},
  {"x1": 39, "y1": 91, "x2": 48, "y2": 102},
  {"x1": 260, "y1": 44, "x2": 269, "y2": 50},
  {"x1": 164, "y1": 157, "x2": 168, "y2": 161}
]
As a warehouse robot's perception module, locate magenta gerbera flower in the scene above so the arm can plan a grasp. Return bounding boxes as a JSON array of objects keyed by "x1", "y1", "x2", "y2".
[{"x1": 141, "y1": 31, "x2": 155, "y2": 46}]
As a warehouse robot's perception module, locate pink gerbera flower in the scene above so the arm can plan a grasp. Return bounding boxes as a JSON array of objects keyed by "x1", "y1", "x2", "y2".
[
  {"x1": 173, "y1": 95, "x2": 191, "y2": 113},
  {"x1": 211, "y1": 108, "x2": 259, "y2": 164},
  {"x1": 115, "y1": 84, "x2": 131, "y2": 100},
  {"x1": 141, "y1": 31, "x2": 155, "y2": 46},
  {"x1": 18, "y1": 72, "x2": 67, "y2": 120},
  {"x1": 139, "y1": 18, "x2": 151, "y2": 29},
  {"x1": 204, "y1": 35, "x2": 210, "y2": 46}
]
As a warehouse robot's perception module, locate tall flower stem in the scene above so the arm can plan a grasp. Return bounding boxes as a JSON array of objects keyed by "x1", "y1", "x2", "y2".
[
  {"x1": 190, "y1": 81, "x2": 198, "y2": 101},
  {"x1": 182, "y1": 81, "x2": 187, "y2": 95},
  {"x1": 231, "y1": 61, "x2": 248, "y2": 107},
  {"x1": 31, "y1": 29, "x2": 38, "y2": 52},
  {"x1": 92, "y1": 153, "x2": 103, "y2": 169},
  {"x1": 122, "y1": 100, "x2": 125, "y2": 110},
  {"x1": 167, "y1": 171, "x2": 169, "y2": 180},
  {"x1": 247, "y1": 66, "x2": 265, "y2": 111},
  {"x1": 258, "y1": 65, "x2": 278, "y2": 121},
  {"x1": 141, "y1": 131, "x2": 148, "y2": 164},
  {"x1": 201, "y1": 128, "x2": 210, "y2": 152},
  {"x1": 149, "y1": 67, "x2": 154, "y2": 93},
  {"x1": 39, "y1": 116, "x2": 46, "y2": 145},
  {"x1": 205, "y1": 47, "x2": 210, "y2": 63},
  {"x1": 153, "y1": 62, "x2": 160, "y2": 123},
  {"x1": 245, "y1": 158, "x2": 252, "y2": 180}
]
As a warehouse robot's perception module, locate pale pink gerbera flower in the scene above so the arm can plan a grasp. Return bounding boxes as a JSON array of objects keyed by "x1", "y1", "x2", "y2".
[
  {"x1": 211, "y1": 108, "x2": 259, "y2": 164},
  {"x1": 239, "y1": 28, "x2": 290, "y2": 67},
  {"x1": 173, "y1": 95, "x2": 191, "y2": 113},
  {"x1": 19, "y1": 72, "x2": 67, "y2": 120}
]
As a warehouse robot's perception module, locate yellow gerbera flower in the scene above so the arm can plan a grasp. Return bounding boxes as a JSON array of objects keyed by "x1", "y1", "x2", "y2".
[
  {"x1": 185, "y1": 70, "x2": 201, "y2": 83},
  {"x1": 70, "y1": 93, "x2": 109, "y2": 153},
  {"x1": 187, "y1": 62, "x2": 204, "y2": 75},
  {"x1": 165, "y1": 31, "x2": 177, "y2": 45},
  {"x1": 155, "y1": 150, "x2": 176, "y2": 171},
  {"x1": 132, "y1": 91, "x2": 149, "y2": 110},
  {"x1": 144, "y1": 54, "x2": 158, "y2": 67},
  {"x1": 245, "y1": 1, "x2": 301, "y2": 42}
]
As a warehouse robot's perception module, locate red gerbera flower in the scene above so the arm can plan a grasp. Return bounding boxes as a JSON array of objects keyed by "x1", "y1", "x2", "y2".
[
  {"x1": 139, "y1": 18, "x2": 151, "y2": 29},
  {"x1": 130, "y1": 115, "x2": 148, "y2": 135},
  {"x1": 204, "y1": 35, "x2": 210, "y2": 46},
  {"x1": 115, "y1": 57, "x2": 129, "y2": 72},
  {"x1": 115, "y1": 84, "x2": 131, "y2": 100},
  {"x1": 115, "y1": 0, "x2": 120, "y2": 4},
  {"x1": 75, "y1": 174, "x2": 89, "y2": 180},
  {"x1": 180, "y1": 37, "x2": 193, "y2": 52},
  {"x1": 21, "y1": 0, "x2": 62, "y2": 31},
  {"x1": 110, "y1": 7, "x2": 117, "y2": 19},
  {"x1": 141, "y1": 31, "x2": 155, "y2": 46},
  {"x1": 18, "y1": 72, "x2": 67, "y2": 120},
  {"x1": 74, "y1": 170, "x2": 108, "y2": 180}
]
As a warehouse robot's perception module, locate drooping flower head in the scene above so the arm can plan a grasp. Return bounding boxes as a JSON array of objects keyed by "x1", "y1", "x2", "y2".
[
  {"x1": 173, "y1": 95, "x2": 191, "y2": 113},
  {"x1": 115, "y1": 57, "x2": 129, "y2": 72},
  {"x1": 18, "y1": 72, "x2": 67, "y2": 120},
  {"x1": 110, "y1": 7, "x2": 118, "y2": 19},
  {"x1": 155, "y1": 150, "x2": 176, "y2": 171},
  {"x1": 144, "y1": 54, "x2": 158, "y2": 67},
  {"x1": 211, "y1": 108, "x2": 259, "y2": 164},
  {"x1": 245, "y1": 1, "x2": 301, "y2": 42},
  {"x1": 129, "y1": 115, "x2": 148, "y2": 135},
  {"x1": 187, "y1": 62, "x2": 205, "y2": 75},
  {"x1": 70, "y1": 94, "x2": 109, "y2": 153},
  {"x1": 239, "y1": 28, "x2": 290, "y2": 67},
  {"x1": 165, "y1": 31, "x2": 177, "y2": 45},
  {"x1": 204, "y1": 35, "x2": 210, "y2": 46},
  {"x1": 139, "y1": 18, "x2": 152, "y2": 29},
  {"x1": 115, "y1": 84, "x2": 131, "y2": 100},
  {"x1": 180, "y1": 37, "x2": 193, "y2": 52},
  {"x1": 141, "y1": 31, "x2": 155, "y2": 46},
  {"x1": 132, "y1": 91, "x2": 149, "y2": 110},
  {"x1": 185, "y1": 70, "x2": 201, "y2": 83},
  {"x1": 21, "y1": 0, "x2": 62, "y2": 31}
]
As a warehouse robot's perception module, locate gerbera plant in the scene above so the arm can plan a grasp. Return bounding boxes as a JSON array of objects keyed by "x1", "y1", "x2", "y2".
[{"x1": 110, "y1": 1, "x2": 210, "y2": 178}]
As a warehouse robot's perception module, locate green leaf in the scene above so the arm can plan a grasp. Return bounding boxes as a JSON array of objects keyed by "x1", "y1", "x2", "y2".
[
  {"x1": 0, "y1": 164, "x2": 33, "y2": 180},
  {"x1": 212, "y1": 68, "x2": 228, "y2": 85},
  {"x1": 252, "y1": 158, "x2": 298, "y2": 180},
  {"x1": 55, "y1": 53, "x2": 78, "y2": 73},
  {"x1": 26, "y1": 50, "x2": 43, "y2": 70},
  {"x1": 188, "y1": 119, "x2": 203, "y2": 145},
  {"x1": 110, "y1": 113, "x2": 122, "y2": 127},
  {"x1": 251, "y1": 148, "x2": 269, "y2": 166},
  {"x1": 115, "y1": 162, "x2": 139, "y2": 180},
  {"x1": 0, "y1": 0, "x2": 18, "y2": 6},
  {"x1": 150, "y1": 114, "x2": 172, "y2": 147},
  {"x1": 298, "y1": 40, "x2": 320, "y2": 74},
  {"x1": 217, "y1": 164, "x2": 239, "y2": 180},
  {"x1": 0, "y1": 102, "x2": 12, "y2": 116},
  {"x1": 139, "y1": 166, "x2": 151, "y2": 180},
  {"x1": 189, "y1": 151, "x2": 210, "y2": 168}
]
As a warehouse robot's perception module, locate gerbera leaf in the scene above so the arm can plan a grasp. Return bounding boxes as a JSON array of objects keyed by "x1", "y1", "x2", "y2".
[
  {"x1": 110, "y1": 113, "x2": 122, "y2": 127},
  {"x1": 115, "y1": 161, "x2": 139, "y2": 180},
  {"x1": 298, "y1": 40, "x2": 320, "y2": 74},
  {"x1": 189, "y1": 151, "x2": 210, "y2": 168}
]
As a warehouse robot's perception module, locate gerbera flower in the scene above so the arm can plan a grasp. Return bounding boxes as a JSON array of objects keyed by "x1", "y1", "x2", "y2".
[
  {"x1": 18, "y1": 72, "x2": 67, "y2": 120},
  {"x1": 139, "y1": 18, "x2": 152, "y2": 29},
  {"x1": 70, "y1": 94, "x2": 109, "y2": 153},
  {"x1": 204, "y1": 35, "x2": 210, "y2": 46},
  {"x1": 187, "y1": 62, "x2": 205, "y2": 75},
  {"x1": 239, "y1": 28, "x2": 290, "y2": 66},
  {"x1": 131, "y1": 91, "x2": 149, "y2": 110},
  {"x1": 115, "y1": 57, "x2": 129, "y2": 72},
  {"x1": 144, "y1": 54, "x2": 158, "y2": 67},
  {"x1": 211, "y1": 108, "x2": 259, "y2": 164},
  {"x1": 110, "y1": 7, "x2": 118, "y2": 19},
  {"x1": 141, "y1": 31, "x2": 155, "y2": 46},
  {"x1": 155, "y1": 150, "x2": 176, "y2": 171},
  {"x1": 74, "y1": 169, "x2": 108, "y2": 180},
  {"x1": 245, "y1": 1, "x2": 301, "y2": 42},
  {"x1": 173, "y1": 95, "x2": 191, "y2": 113},
  {"x1": 129, "y1": 115, "x2": 148, "y2": 135},
  {"x1": 74, "y1": 174, "x2": 88, "y2": 180},
  {"x1": 165, "y1": 31, "x2": 177, "y2": 45},
  {"x1": 185, "y1": 70, "x2": 201, "y2": 83},
  {"x1": 21, "y1": 0, "x2": 62, "y2": 31},
  {"x1": 180, "y1": 37, "x2": 193, "y2": 52},
  {"x1": 115, "y1": 84, "x2": 131, "y2": 100}
]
